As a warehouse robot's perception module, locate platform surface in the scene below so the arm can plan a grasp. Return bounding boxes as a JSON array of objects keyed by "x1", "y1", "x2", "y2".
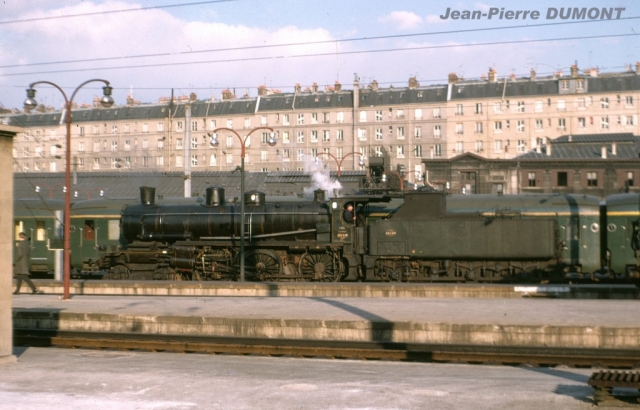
[{"x1": 12, "y1": 294, "x2": 640, "y2": 349}]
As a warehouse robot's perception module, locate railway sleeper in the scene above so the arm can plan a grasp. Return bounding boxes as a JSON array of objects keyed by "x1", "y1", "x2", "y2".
[{"x1": 588, "y1": 370, "x2": 640, "y2": 406}]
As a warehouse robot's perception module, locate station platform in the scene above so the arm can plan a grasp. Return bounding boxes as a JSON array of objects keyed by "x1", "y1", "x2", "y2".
[
  {"x1": 11, "y1": 292, "x2": 640, "y2": 351},
  {"x1": 16, "y1": 279, "x2": 640, "y2": 299}
]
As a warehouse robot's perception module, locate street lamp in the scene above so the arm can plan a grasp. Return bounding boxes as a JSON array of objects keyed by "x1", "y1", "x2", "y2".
[
  {"x1": 25, "y1": 79, "x2": 114, "y2": 300},
  {"x1": 315, "y1": 152, "x2": 365, "y2": 177},
  {"x1": 209, "y1": 127, "x2": 276, "y2": 282}
]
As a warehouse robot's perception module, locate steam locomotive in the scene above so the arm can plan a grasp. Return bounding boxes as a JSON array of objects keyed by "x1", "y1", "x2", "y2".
[{"x1": 90, "y1": 185, "x2": 640, "y2": 283}]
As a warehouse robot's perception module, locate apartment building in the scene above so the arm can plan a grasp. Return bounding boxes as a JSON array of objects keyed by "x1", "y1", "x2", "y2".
[{"x1": 4, "y1": 63, "x2": 640, "y2": 185}]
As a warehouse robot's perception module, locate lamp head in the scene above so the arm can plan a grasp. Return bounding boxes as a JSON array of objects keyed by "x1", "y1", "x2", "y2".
[
  {"x1": 267, "y1": 132, "x2": 276, "y2": 147},
  {"x1": 24, "y1": 88, "x2": 38, "y2": 109},
  {"x1": 209, "y1": 133, "x2": 219, "y2": 147},
  {"x1": 99, "y1": 85, "x2": 114, "y2": 108}
]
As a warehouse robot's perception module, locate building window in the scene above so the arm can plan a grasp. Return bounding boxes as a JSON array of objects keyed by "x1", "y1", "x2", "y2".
[
  {"x1": 576, "y1": 79, "x2": 584, "y2": 90},
  {"x1": 561, "y1": 80, "x2": 569, "y2": 90},
  {"x1": 226, "y1": 135, "x2": 234, "y2": 147},
  {"x1": 192, "y1": 121, "x2": 198, "y2": 131},
  {"x1": 557, "y1": 100, "x2": 566, "y2": 111},
  {"x1": 297, "y1": 114, "x2": 304, "y2": 125},
  {"x1": 455, "y1": 141, "x2": 463, "y2": 153},
  {"x1": 474, "y1": 140, "x2": 483, "y2": 153},
  {"x1": 375, "y1": 111, "x2": 382, "y2": 122},
  {"x1": 191, "y1": 155, "x2": 198, "y2": 166},
  {"x1": 601, "y1": 117, "x2": 609, "y2": 129},
  {"x1": 627, "y1": 172, "x2": 634, "y2": 187},
  {"x1": 517, "y1": 140, "x2": 526, "y2": 152},
  {"x1": 397, "y1": 127, "x2": 405, "y2": 139},
  {"x1": 494, "y1": 140, "x2": 503, "y2": 153},
  {"x1": 297, "y1": 149, "x2": 304, "y2": 161},
  {"x1": 323, "y1": 130, "x2": 330, "y2": 142},
  {"x1": 601, "y1": 97, "x2": 609, "y2": 109},
  {"x1": 336, "y1": 129, "x2": 344, "y2": 141},
  {"x1": 142, "y1": 123, "x2": 149, "y2": 133},
  {"x1": 578, "y1": 117, "x2": 586, "y2": 128},
  {"x1": 493, "y1": 102, "x2": 502, "y2": 114},
  {"x1": 587, "y1": 172, "x2": 597, "y2": 187},
  {"x1": 111, "y1": 141, "x2": 118, "y2": 151},
  {"x1": 414, "y1": 145, "x2": 422, "y2": 157},
  {"x1": 375, "y1": 128, "x2": 383, "y2": 140},
  {"x1": 209, "y1": 119, "x2": 217, "y2": 130},
  {"x1": 176, "y1": 138, "x2": 183, "y2": 149},
  {"x1": 528, "y1": 172, "x2": 536, "y2": 187},
  {"x1": 226, "y1": 119, "x2": 234, "y2": 128},
  {"x1": 558, "y1": 118, "x2": 566, "y2": 131},
  {"x1": 191, "y1": 137, "x2": 197, "y2": 149},
  {"x1": 414, "y1": 108, "x2": 422, "y2": 119},
  {"x1": 434, "y1": 144, "x2": 442, "y2": 157},
  {"x1": 261, "y1": 151, "x2": 268, "y2": 162},
  {"x1": 397, "y1": 146, "x2": 405, "y2": 158},
  {"x1": 310, "y1": 131, "x2": 318, "y2": 142},
  {"x1": 282, "y1": 131, "x2": 290, "y2": 144},
  {"x1": 78, "y1": 142, "x2": 84, "y2": 152},
  {"x1": 433, "y1": 107, "x2": 441, "y2": 119},
  {"x1": 494, "y1": 121, "x2": 502, "y2": 133},
  {"x1": 535, "y1": 101, "x2": 543, "y2": 112},
  {"x1": 433, "y1": 125, "x2": 441, "y2": 138},
  {"x1": 209, "y1": 153, "x2": 217, "y2": 166},
  {"x1": 557, "y1": 172, "x2": 568, "y2": 187},
  {"x1": 535, "y1": 119, "x2": 543, "y2": 130},
  {"x1": 414, "y1": 126, "x2": 422, "y2": 138},
  {"x1": 157, "y1": 122, "x2": 164, "y2": 132},
  {"x1": 359, "y1": 111, "x2": 367, "y2": 122},
  {"x1": 176, "y1": 121, "x2": 183, "y2": 131},
  {"x1": 626, "y1": 96, "x2": 634, "y2": 106},
  {"x1": 456, "y1": 104, "x2": 463, "y2": 115},
  {"x1": 176, "y1": 156, "x2": 182, "y2": 167},
  {"x1": 455, "y1": 123, "x2": 463, "y2": 135},
  {"x1": 358, "y1": 128, "x2": 367, "y2": 141},
  {"x1": 475, "y1": 122, "x2": 483, "y2": 133},
  {"x1": 517, "y1": 101, "x2": 525, "y2": 113},
  {"x1": 396, "y1": 109, "x2": 404, "y2": 119},
  {"x1": 517, "y1": 120, "x2": 525, "y2": 133}
]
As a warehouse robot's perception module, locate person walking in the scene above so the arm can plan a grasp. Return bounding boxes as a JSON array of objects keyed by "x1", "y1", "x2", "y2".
[{"x1": 13, "y1": 232, "x2": 38, "y2": 294}]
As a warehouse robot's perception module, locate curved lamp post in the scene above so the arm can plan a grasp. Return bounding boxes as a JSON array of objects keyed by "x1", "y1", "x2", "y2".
[
  {"x1": 315, "y1": 152, "x2": 365, "y2": 178},
  {"x1": 209, "y1": 127, "x2": 276, "y2": 282},
  {"x1": 25, "y1": 79, "x2": 114, "y2": 300}
]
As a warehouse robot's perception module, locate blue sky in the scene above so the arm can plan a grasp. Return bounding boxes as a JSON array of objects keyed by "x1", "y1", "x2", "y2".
[{"x1": 1, "y1": 0, "x2": 639, "y2": 110}]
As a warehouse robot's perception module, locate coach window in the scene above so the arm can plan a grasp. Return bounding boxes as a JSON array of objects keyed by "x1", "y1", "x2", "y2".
[
  {"x1": 84, "y1": 220, "x2": 95, "y2": 241},
  {"x1": 557, "y1": 172, "x2": 568, "y2": 187},
  {"x1": 14, "y1": 221, "x2": 24, "y2": 240},
  {"x1": 35, "y1": 220, "x2": 46, "y2": 241},
  {"x1": 108, "y1": 220, "x2": 120, "y2": 241}
]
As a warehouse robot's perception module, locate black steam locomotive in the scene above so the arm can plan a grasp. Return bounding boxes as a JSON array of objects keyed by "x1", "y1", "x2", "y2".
[{"x1": 99, "y1": 184, "x2": 638, "y2": 283}]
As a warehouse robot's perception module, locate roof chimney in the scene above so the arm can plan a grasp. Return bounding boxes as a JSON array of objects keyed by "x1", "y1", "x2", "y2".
[
  {"x1": 636, "y1": 62, "x2": 640, "y2": 75},
  {"x1": 257, "y1": 85, "x2": 268, "y2": 96},
  {"x1": 408, "y1": 76, "x2": 419, "y2": 89},
  {"x1": 530, "y1": 69, "x2": 536, "y2": 80},
  {"x1": 488, "y1": 68, "x2": 497, "y2": 83},
  {"x1": 312, "y1": 82, "x2": 318, "y2": 93},
  {"x1": 370, "y1": 80, "x2": 378, "y2": 91},
  {"x1": 602, "y1": 145, "x2": 607, "y2": 159},
  {"x1": 294, "y1": 83, "x2": 301, "y2": 93},
  {"x1": 334, "y1": 81, "x2": 342, "y2": 92},
  {"x1": 571, "y1": 64, "x2": 579, "y2": 78},
  {"x1": 221, "y1": 89, "x2": 234, "y2": 100},
  {"x1": 189, "y1": 92, "x2": 197, "y2": 102},
  {"x1": 448, "y1": 73, "x2": 459, "y2": 84},
  {"x1": 612, "y1": 141, "x2": 617, "y2": 155},
  {"x1": 546, "y1": 138, "x2": 552, "y2": 156},
  {"x1": 589, "y1": 68, "x2": 599, "y2": 77}
]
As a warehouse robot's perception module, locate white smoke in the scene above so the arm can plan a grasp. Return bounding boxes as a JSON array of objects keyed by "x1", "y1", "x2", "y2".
[{"x1": 303, "y1": 157, "x2": 342, "y2": 199}]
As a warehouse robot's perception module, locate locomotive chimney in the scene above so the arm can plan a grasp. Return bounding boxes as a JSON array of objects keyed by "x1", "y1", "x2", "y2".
[
  {"x1": 140, "y1": 186, "x2": 156, "y2": 206},
  {"x1": 205, "y1": 186, "x2": 225, "y2": 206},
  {"x1": 313, "y1": 189, "x2": 326, "y2": 203}
]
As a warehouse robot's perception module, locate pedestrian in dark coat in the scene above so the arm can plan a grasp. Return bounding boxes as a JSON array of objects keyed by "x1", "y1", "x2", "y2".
[{"x1": 14, "y1": 232, "x2": 38, "y2": 294}]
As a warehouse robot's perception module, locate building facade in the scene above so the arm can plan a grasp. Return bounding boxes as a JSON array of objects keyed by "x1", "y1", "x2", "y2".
[{"x1": 3, "y1": 63, "x2": 640, "y2": 186}]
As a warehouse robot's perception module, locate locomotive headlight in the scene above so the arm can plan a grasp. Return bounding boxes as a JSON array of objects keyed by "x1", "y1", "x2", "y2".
[
  {"x1": 332, "y1": 202, "x2": 337, "y2": 209},
  {"x1": 251, "y1": 194, "x2": 257, "y2": 201}
]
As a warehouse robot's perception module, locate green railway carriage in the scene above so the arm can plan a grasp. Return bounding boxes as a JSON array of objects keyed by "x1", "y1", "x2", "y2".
[
  {"x1": 601, "y1": 193, "x2": 640, "y2": 280},
  {"x1": 13, "y1": 199, "x2": 64, "y2": 276}
]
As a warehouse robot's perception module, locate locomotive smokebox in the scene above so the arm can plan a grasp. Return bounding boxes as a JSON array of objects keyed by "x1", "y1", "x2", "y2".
[
  {"x1": 314, "y1": 189, "x2": 326, "y2": 203},
  {"x1": 140, "y1": 186, "x2": 156, "y2": 206},
  {"x1": 205, "y1": 186, "x2": 225, "y2": 206},
  {"x1": 244, "y1": 190, "x2": 265, "y2": 206}
]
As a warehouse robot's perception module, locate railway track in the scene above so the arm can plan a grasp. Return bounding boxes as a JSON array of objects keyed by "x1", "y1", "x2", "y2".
[{"x1": 14, "y1": 329, "x2": 640, "y2": 368}]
